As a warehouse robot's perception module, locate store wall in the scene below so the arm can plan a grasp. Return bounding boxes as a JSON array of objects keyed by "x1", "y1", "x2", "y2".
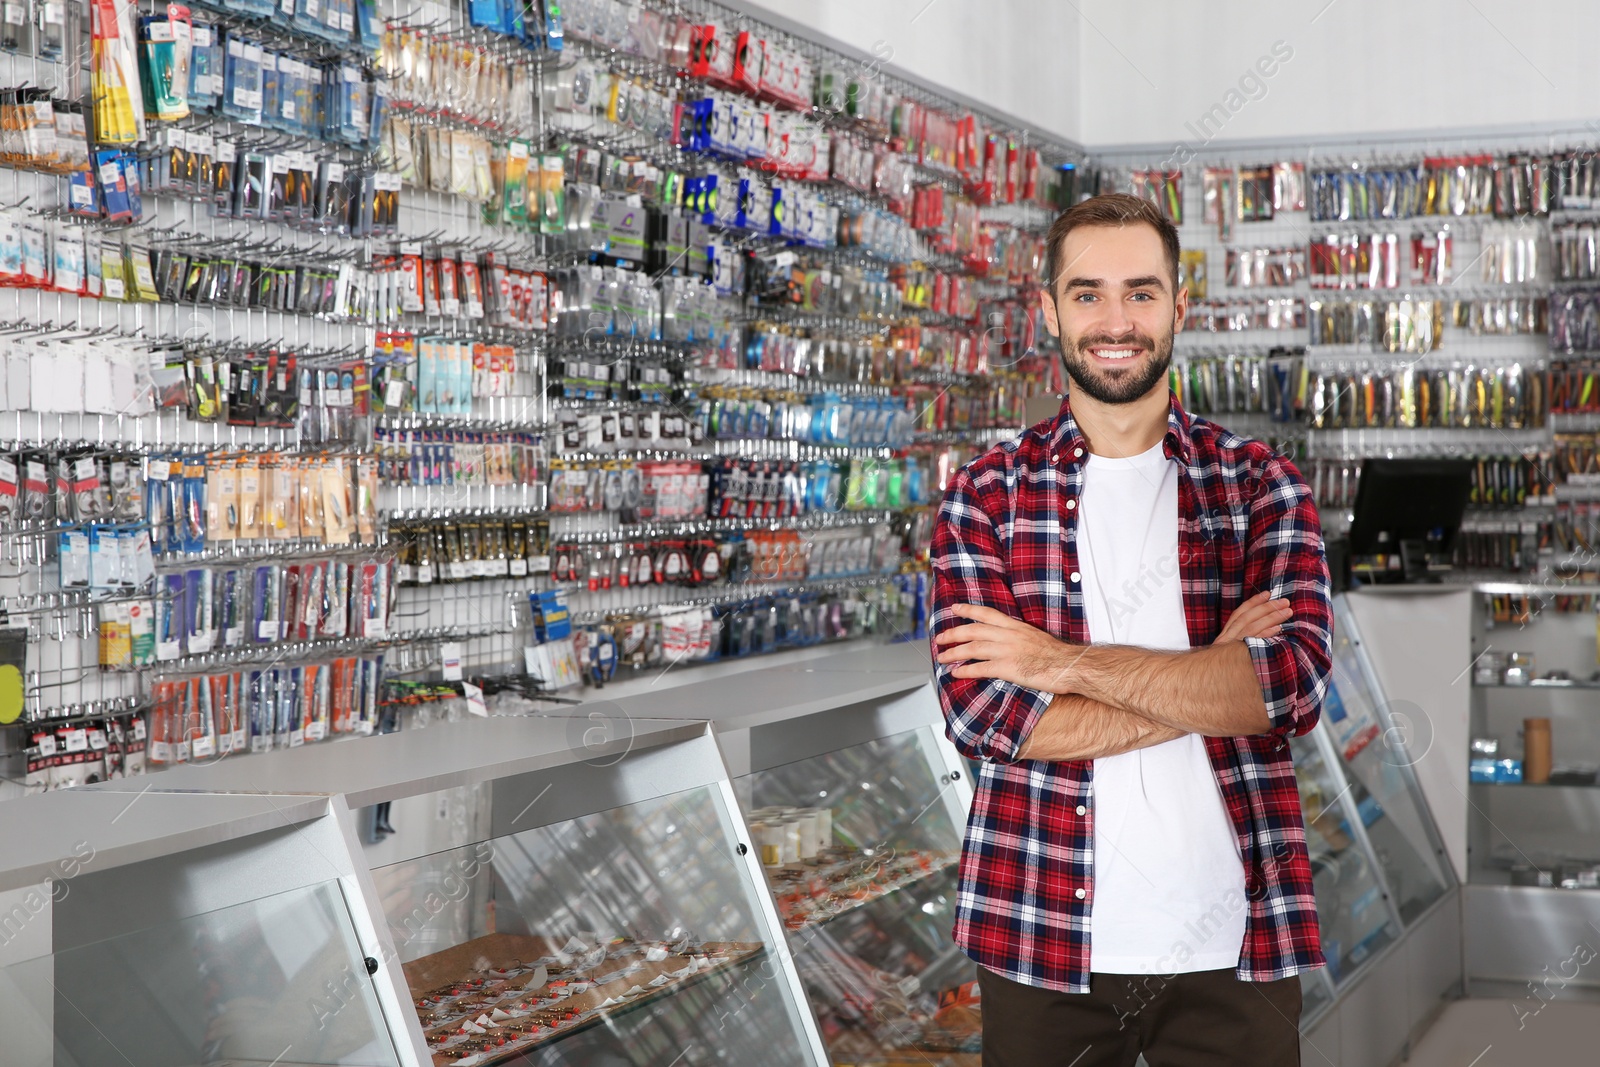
[
  {"x1": 736, "y1": 0, "x2": 1081, "y2": 143},
  {"x1": 1076, "y1": 0, "x2": 1600, "y2": 152}
]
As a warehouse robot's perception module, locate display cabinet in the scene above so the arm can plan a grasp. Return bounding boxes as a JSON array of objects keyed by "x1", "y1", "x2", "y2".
[
  {"x1": 0, "y1": 624, "x2": 1461, "y2": 1067},
  {"x1": 367, "y1": 769, "x2": 823, "y2": 1067},
  {"x1": 735, "y1": 723, "x2": 972, "y2": 1066},
  {"x1": 1460, "y1": 582, "x2": 1600, "y2": 990},
  {"x1": 1291, "y1": 594, "x2": 1462, "y2": 1065},
  {"x1": 0, "y1": 789, "x2": 413, "y2": 1067},
  {"x1": 523, "y1": 641, "x2": 973, "y2": 1067},
  {"x1": 1293, "y1": 596, "x2": 1453, "y2": 1011},
  {"x1": 82, "y1": 709, "x2": 826, "y2": 1067}
]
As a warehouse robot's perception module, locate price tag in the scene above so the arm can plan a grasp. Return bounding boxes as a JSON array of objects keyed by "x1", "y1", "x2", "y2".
[
  {"x1": 441, "y1": 642, "x2": 463, "y2": 681},
  {"x1": 463, "y1": 681, "x2": 487, "y2": 717}
]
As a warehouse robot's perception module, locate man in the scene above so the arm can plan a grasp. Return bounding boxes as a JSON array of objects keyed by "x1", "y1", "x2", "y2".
[{"x1": 929, "y1": 192, "x2": 1331, "y2": 1067}]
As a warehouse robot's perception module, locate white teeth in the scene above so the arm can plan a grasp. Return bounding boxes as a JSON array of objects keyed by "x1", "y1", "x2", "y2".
[{"x1": 1092, "y1": 349, "x2": 1139, "y2": 360}]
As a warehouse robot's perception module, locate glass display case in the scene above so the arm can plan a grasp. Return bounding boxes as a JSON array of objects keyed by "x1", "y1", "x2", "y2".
[
  {"x1": 734, "y1": 724, "x2": 975, "y2": 1067},
  {"x1": 370, "y1": 787, "x2": 812, "y2": 1067},
  {"x1": 0, "y1": 789, "x2": 417, "y2": 1067},
  {"x1": 4, "y1": 879, "x2": 403, "y2": 1067},
  {"x1": 1288, "y1": 594, "x2": 1457, "y2": 1024},
  {"x1": 365, "y1": 733, "x2": 824, "y2": 1067},
  {"x1": 0, "y1": 629, "x2": 1455, "y2": 1064},
  {"x1": 1325, "y1": 598, "x2": 1453, "y2": 923},
  {"x1": 1292, "y1": 729, "x2": 1402, "y2": 983},
  {"x1": 2, "y1": 709, "x2": 827, "y2": 1067},
  {"x1": 1463, "y1": 584, "x2": 1600, "y2": 886}
]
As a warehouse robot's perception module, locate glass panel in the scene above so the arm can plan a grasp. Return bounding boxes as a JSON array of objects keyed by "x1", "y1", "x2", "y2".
[
  {"x1": 1326, "y1": 601, "x2": 1452, "y2": 923},
  {"x1": 0, "y1": 881, "x2": 400, "y2": 1067},
  {"x1": 372, "y1": 784, "x2": 816, "y2": 1067},
  {"x1": 739, "y1": 726, "x2": 975, "y2": 1065},
  {"x1": 1291, "y1": 732, "x2": 1400, "y2": 986},
  {"x1": 1299, "y1": 968, "x2": 1335, "y2": 1027}
]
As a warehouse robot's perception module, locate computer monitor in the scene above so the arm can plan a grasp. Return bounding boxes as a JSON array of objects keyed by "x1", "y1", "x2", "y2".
[{"x1": 1346, "y1": 458, "x2": 1473, "y2": 581}]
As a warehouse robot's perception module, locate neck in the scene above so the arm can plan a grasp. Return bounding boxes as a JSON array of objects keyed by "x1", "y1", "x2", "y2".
[{"x1": 1070, "y1": 386, "x2": 1170, "y2": 458}]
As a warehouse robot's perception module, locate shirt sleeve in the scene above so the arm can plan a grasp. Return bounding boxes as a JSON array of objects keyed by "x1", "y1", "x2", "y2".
[
  {"x1": 1241, "y1": 453, "x2": 1333, "y2": 740},
  {"x1": 929, "y1": 466, "x2": 1055, "y2": 763}
]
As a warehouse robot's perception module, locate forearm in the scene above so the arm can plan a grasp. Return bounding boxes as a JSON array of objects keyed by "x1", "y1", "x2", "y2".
[
  {"x1": 1017, "y1": 693, "x2": 1187, "y2": 761},
  {"x1": 1058, "y1": 641, "x2": 1271, "y2": 736}
]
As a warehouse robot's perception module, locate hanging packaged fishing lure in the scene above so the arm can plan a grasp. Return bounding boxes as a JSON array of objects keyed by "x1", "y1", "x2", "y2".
[{"x1": 138, "y1": 3, "x2": 192, "y2": 122}]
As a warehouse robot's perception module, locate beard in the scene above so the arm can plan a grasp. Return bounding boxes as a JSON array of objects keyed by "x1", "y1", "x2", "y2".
[{"x1": 1060, "y1": 325, "x2": 1174, "y2": 405}]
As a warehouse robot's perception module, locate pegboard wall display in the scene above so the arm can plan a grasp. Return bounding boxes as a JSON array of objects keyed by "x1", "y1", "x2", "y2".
[
  {"x1": 1094, "y1": 137, "x2": 1600, "y2": 586},
  {"x1": 0, "y1": 0, "x2": 1083, "y2": 794}
]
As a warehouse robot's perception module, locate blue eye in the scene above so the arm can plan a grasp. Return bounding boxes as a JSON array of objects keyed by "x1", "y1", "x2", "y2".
[
  {"x1": 1074, "y1": 293, "x2": 1097, "y2": 303},
  {"x1": 1130, "y1": 292, "x2": 1153, "y2": 301}
]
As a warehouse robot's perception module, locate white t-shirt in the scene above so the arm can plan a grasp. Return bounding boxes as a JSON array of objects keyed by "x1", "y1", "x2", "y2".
[{"x1": 1076, "y1": 440, "x2": 1247, "y2": 975}]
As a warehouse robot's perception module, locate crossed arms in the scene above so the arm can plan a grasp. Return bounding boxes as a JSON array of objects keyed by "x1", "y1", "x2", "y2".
[
  {"x1": 934, "y1": 594, "x2": 1286, "y2": 760},
  {"x1": 928, "y1": 461, "x2": 1332, "y2": 765}
]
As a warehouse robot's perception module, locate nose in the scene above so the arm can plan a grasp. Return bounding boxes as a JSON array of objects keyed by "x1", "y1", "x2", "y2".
[{"x1": 1098, "y1": 295, "x2": 1133, "y2": 336}]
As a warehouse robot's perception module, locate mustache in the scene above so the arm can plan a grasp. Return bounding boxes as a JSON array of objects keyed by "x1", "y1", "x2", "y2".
[{"x1": 1076, "y1": 332, "x2": 1156, "y2": 355}]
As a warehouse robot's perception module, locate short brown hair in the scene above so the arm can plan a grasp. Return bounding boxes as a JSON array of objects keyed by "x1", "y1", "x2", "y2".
[{"x1": 1045, "y1": 193, "x2": 1180, "y2": 292}]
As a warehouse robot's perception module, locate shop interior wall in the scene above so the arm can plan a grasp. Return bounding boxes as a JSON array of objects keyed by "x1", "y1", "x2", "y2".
[
  {"x1": 735, "y1": 0, "x2": 1081, "y2": 145},
  {"x1": 1075, "y1": 0, "x2": 1600, "y2": 152}
]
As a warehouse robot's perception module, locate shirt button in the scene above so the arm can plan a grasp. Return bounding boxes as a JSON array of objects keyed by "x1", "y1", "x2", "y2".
[
  {"x1": 1076, "y1": 805, "x2": 1087, "y2": 816},
  {"x1": 1066, "y1": 499, "x2": 1076, "y2": 510},
  {"x1": 1075, "y1": 888, "x2": 1087, "y2": 900},
  {"x1": 1074, "y1": 447, "x2": 1084, "y2": 458},
  {"x1": 1051, "y1": 453, "x2": 1059, "y2": 464},
  {"x1": 1070, "y1": 571, "x2": 1081, "y2": 583}
]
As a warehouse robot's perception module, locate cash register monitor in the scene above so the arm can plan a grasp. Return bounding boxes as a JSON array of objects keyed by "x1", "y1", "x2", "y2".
[{"x1": 1346, "y1": 458, "x2": 1473, "y2": 583}]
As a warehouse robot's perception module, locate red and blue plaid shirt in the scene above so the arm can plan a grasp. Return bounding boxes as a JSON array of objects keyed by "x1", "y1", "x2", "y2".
[{"x1": 930, "y1": 393, "x2": 1331, "y2": 993}]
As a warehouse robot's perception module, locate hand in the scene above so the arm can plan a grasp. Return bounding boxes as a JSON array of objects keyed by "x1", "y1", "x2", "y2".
[
  {"x1": 934, "y1": 604, "x2": 1081, "y2": 694},
  {"x1": 1217, "y1": 591, "x2": 1292, "y2": 643}
]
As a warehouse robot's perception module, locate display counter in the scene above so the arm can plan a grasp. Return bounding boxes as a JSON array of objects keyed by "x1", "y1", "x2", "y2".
[{"x1": 0, "y1": 614, "x2": 1461, "y2": 1066}]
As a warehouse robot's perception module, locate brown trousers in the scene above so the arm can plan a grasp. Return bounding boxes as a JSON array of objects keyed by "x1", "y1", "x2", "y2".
[{"x1": 976, "y1": 965, "x2": 1303, "y2": 1067}]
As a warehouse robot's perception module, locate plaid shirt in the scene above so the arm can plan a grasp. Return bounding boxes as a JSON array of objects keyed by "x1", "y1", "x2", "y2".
[{"x1": 930, "y1": 393, "x2": 1331, "y2": 994}]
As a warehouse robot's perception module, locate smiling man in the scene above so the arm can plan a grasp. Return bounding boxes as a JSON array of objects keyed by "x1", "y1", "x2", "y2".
[{"x1": 928, "y1": 193, "x2": 1332, "y2": 1066}]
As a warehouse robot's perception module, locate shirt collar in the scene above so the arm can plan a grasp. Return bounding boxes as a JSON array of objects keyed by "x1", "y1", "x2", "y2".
[{"x1": 1047, "y1": 390, "x2": 1194, "y2": 466}]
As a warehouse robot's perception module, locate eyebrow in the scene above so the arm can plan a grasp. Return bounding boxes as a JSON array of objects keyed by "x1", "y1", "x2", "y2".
[{"x1": 1060, "y1": 275, "x2": 1170, "y2": 293}]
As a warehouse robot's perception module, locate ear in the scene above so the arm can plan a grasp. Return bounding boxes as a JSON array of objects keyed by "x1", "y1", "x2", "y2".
[
  {"x1": 1039, "y1": 287, "x2": 1060, "y2": 338},
  {"x1": 1173, "y1": 281, "x2": 1188, "y2": 337}
]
